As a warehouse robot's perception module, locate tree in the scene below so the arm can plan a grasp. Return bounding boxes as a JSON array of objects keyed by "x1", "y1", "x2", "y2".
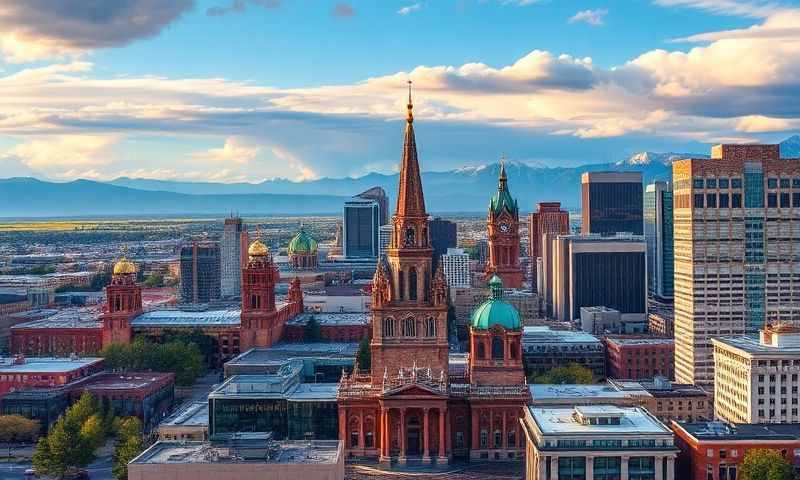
[
  {"x1": 533, "y1": 363, "x2": 595, "y2": 384},
  {"x1": 356, "y1": 336, "x2": 371, "y2": 372},
  {"x1": 101, "y1": 337, "x2": 205, "y2": 386},
  {"x1": 90, "y1": 272, "x2": 112, "y2": 291},
  {"x1": 112, "y1": 417, "x2": 144, "y2": 480},
  {"x1": 304, "y1": 316, "x2": 323, "y2": 342},
  {"x1": 739, "y1": 449, "x2": 795, "y2": 480},
  {"x1": 0, "y1": 415, "x2": 40, "y2": 457},
  {"x1": 143, "y1": 273, "x2": 164, "y2": 288}
]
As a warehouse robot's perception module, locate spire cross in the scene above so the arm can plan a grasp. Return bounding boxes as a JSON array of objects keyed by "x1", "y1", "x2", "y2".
[{"x1": 406, "y1": 80, "x2": 414, "y2": 123}]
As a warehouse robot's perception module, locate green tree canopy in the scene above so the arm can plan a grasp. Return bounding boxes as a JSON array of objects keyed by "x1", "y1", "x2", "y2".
[
  {"x1": 0, "y1": 415, "x2": 40, "y2": 449},
  {"x1": 532, "y1": 363, "x2": 596, "y2": 384},
  {"x1": 304, "y1": 316, "x2": 323, "y2": 342},
  {"x1": 739, "y1": 449, "x2": 795, "y2": 480},
  {"x1": 143, "y1": 273, "x2": 164, "y2": 288},
  {"x1": 357, "y1": 336, "x2": 371, "y2": 372},
  {"x1": 112, "y1": 417, "x2": 144, "y2": 480},
  {"x1": 101, "y1": 337, "x2": 204, "y2": 386}
]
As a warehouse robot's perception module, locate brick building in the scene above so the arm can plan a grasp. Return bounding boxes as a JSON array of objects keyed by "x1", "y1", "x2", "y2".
[
  {"x1": 284, "y1": 312, "x2": 370, "y2": 342},
  {"x1": 0, "y1": 356, "x2": 105, "y2": 395},
  {"x1": 672, "y1": 421, "x2": 800, "y2": 480},
  {"x1": 605, "y1": 337, "x2": 675, "y2": 380},
  {"x1": 80, "y1": 372, "x2": 175, "y2": 430},
  {"x1": 486, "y1": 160, "x2": 524, "y2": 288},
  {"x1": 527, "y1": 202, "x2": 569, "y2": 291}
]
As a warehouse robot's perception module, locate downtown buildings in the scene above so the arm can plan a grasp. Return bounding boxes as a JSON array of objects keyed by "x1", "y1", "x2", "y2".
[
  {"x1": 221, "y1": 216, "x2": 248, "y2": 299},
  {"x1": 343, "y1": 195, "x2": 381, "y2": 259},
  {"x1": 180, "y1": 240, "x2": 221, "y2": 305},
  {"x1": 673, "y1": 144, "x2": 800, "y2": 388},
  {"x1": 644, "y1": 181, "x2": 674, "y2": 300},
  {"x1": 528, "y1": 202, "x2": 569, "y2": 291},
  {"x1": 581, "y1": 172, "x2": 644, "y2": 236}
]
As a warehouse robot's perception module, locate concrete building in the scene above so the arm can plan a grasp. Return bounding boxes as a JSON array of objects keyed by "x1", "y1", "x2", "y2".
[
  {"x1": 355, "y1": 186, "x2": 389, "y2": 226},
  {"x1": 581, "y1": 171, "x2": 644, "y2": 236},
  {"x1": 713, "y1": 325, "x2": 800, "y2": 424},
  {"x1": 522, "y1": 326, "x2": 605, "y2": 378},
  {"x1": 545, "y1": 233, "x2": 647, "y2": 323},
  {"x1": 522, "y1": 405, "x2": 677, "y2": 480},
  {"x1": 128, "y1": 434, "x2": 344, "y2": 480},
  {"x1": 221, "y1": 216, "x2": 247, "y2": 299},
  {"x1": 528, "y1": 202, "x2": 570, "y2": 291},
  {"x1": 223, "y1": 342, "x2": 358, "y2": 383},
  {"x1": 611, "y1": 378, "x2": 711, "y2": 424},
  {"x1": 441, "y1": 248, "x2": 470, "y2": 288},
  {"x1": 580, "y1": 306, "x2": 647, "y2": 335},
  {"x1": 644, "y1": 181, "x2": 674, "y2": 300},
  {"x1": 378, "y1": 224, "x2": 392, "y2": 258},
  {"x1": 673, "y1": 144, "x2": 800, "y2": 388},
  {"x1": 648, "y1": 301, "x2": 674, "y2": 337},
  {"x1": 180, "y1": 240, "x2": 221, "y2": 305},
  {"x1": 672, "y1": 421, "x2": 800, "y2": 480},
  {"x1": 343, "y1": 196, "x2": 380, "y2": 259},
  {"x1": 429, "y1": 217, "x2": 457, "y2": 272},
  {"x1": 158, "y1": 401, "x2": 209, "y2": 441},
  {"x1": 605, "y1": 337, "x2": 675, "y2": 380},
  {"x1": 530, "y1": 383, "x2": 650, "y2": 408}
]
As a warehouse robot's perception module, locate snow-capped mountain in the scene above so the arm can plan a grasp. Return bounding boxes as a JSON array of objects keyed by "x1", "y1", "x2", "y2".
[{"x1": 617, "y1": 151, "x2": 706, "y2": 166}]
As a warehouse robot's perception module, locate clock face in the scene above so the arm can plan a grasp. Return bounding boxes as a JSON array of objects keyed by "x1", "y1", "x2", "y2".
[{"x1": 499, "y1": 222, "x2": 510, "y2": 233}]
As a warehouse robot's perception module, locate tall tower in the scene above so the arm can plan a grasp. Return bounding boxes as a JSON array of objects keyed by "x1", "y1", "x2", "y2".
[
  {"x1": 370, "y1": 83, "x2": 449, "y2": 382},
  {"x1": 486, "y1": 160, "x2": 524, "y2": 288},
  {"x1": 101, "y1": 254, "x2": 142, "y2": 346},
  {"x1": 240, "y1": 233, "x2": 280, "y2": 351}
]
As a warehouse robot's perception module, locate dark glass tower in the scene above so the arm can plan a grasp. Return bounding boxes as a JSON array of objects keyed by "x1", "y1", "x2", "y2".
[
  {"x1": 581, "y1": 172, "x2": 644, "y2": 236},
  {"x1": 179, "y1": 240, "x2": 221, "y2": 304}
]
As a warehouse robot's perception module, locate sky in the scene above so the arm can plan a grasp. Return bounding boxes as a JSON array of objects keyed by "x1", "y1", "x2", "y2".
[{"x1": 0, "y1": 0, "x2": 799, "y2": 183}]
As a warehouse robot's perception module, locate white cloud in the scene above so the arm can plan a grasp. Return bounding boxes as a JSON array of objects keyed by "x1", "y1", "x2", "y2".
[
  {"x1": 9, "y1": 135, "x2": 119, "y2": 170},
  {"x1": 189, "y1": 137, "x2": 262, "y2": 165},
  {"x1": 397, "y1": 3, "x2": 423, "y2": 15},
  {"x1": 652, "y1": 0, "x2": 786, "y2": 19},
  {"x1": 736, "y1": 115, "x2": 795, "y2": 132},
  {"x1": 568, "y1": 9, "x2": 608, "y2": 26}
]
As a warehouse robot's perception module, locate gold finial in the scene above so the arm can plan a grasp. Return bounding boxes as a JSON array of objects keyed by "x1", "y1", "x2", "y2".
[{"x1": 406, "y1": 80, "x2": 414, "y2": 124}]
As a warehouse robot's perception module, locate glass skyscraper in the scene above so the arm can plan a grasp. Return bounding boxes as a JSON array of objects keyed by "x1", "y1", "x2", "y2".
[
  {"x1": 581, "y1": 171, "x2": 644, "y2": 236},
  {"x1": 644, "y1": 181, "x2": 674, "y2": 300}
]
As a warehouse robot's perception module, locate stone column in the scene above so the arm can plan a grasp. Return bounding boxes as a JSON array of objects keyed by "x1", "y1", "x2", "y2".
[
  {"x1": 399, "y1": 408, "x2": 406, "y2": 464},
  {"x1": 502, "y1": 411, "x2": 508, "y2": 449},
  {"x1": 537, "y1": 455, "x2": 547, "y2": 480},
  {"x1": 550, "y1": 456, "x2": 558, "y2": 480},
  {"x1": 438, "y1": 407, "x2": 447, "y2": 462},
  {"x1": 585, "y1": 455, "x2": 594, "y2": 480},
  {"x1": 667, "y1": 456, "x2": 675, "y2": 480},
  {"x1": 490, "y1": 410, "x2": 495, "y2": 449},
  {"x1": 422, "y1": 408, "x2": 431, "y2": 462},
  {"x1": 621, "y1": 456, "x2": 630, "y2": 480},
  {"x1": 338, "y1": 408, "x2": 346, "y2": 447},
  {"x1": 379, "y1": 408, "x2": 387, "y2": 460},
  {"x1": 358, "y1": 409, "x2": 365, "y2": 451}
]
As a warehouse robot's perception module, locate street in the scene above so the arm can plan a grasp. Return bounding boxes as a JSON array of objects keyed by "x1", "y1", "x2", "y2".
[{"x1": 0, "y1": 444, "x2": 114, "y2": 480}]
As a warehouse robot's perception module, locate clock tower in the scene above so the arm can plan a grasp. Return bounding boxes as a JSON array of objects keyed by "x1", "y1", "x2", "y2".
[{"x1": 486, "y1": 160, "x2": 523, "y2": 288}]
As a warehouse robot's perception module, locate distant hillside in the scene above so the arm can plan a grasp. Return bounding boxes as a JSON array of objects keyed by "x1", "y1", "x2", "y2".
[{"x1": 0, "y1": 178, "x2": 348, "y2": 217}]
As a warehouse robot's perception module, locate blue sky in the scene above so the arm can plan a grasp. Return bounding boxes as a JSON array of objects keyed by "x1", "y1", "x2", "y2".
[{"x1": 0, "y1": 0, "x2": 798, "y2": 182}]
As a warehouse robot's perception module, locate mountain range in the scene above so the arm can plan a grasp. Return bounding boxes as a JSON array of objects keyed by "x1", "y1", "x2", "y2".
[{"x1": 2, "y1": 135, "x2": 798, "y2": 218}]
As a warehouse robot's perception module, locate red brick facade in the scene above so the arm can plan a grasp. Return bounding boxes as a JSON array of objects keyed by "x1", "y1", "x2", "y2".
[{"x1": 605, "y1": 336, "x2": 675, "y2": 380}]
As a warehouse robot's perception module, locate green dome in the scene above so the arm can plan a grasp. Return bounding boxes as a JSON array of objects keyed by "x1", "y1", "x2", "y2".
[
  {"x1": 288, "y1": 229, "x2": 318, "y2": 255},
  {"x1": 470, "y1": 276, "x2": 521, "y2": 331}
]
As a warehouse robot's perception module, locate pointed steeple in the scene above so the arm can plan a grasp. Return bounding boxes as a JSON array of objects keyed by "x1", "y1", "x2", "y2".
[
  {"x1": 498, "y1": 154, "x2": 508, "y2": 191},
  {"x1": 395, "y1": 80, "x2": 426, "y2": 218},
  {"x1": 490, "y1": 154, "x2": 518, "y2": 216}
]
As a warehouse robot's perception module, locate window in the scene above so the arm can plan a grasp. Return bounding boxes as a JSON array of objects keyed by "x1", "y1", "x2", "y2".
[
  {"x1": 408, "y1": 267, "x2": 418, "y2": 301},
  {"x1": 768, "y1": 178, "x2": 778, "y2": 189},
  {"x1": 510, "y1": 341, "x2": 518, "y2": 359},
  {"x1": 629, "y1": 457, "x2": 655, "y2": 480},
  {"x1": 480, "y1": 430, "x2": 488, "y2": 448},
  {"x1": 383, "y1": 318, "x2": 395, "y2": 337},
  {"x1": 781, "y1": 193, "x2": 790, "y2": 208},
  {"x1": 594, "y1": 457, "x2": 622, "y2": 480},
  {"x1": 780, "y1": 178, "x2": 791, "y2": 188},
  {"x1": 707, "y1": 193, "x2": 717, "y2": 208},
  {"x1": 768, "y1": 193, "x2": 778, "y2": 208},
  {"x1": 706, "y1": 178, "x2": 717, "y2": 188},
  {"x1": 719, "y1": 178, "x2": 730, "y2": 188},
  {"x1": 403, "y1": 317, "x2": 416, "y2": 337},
  {"x1": 694, "y1": 194, "x2": 704, "y2": 208},
  {"x1": 398, "y1": 271, "x2": 405, "y2": 300},
  {"x1": 491, "y1": 336, "x2": 504, "y2": 360},
  {"x1": 558, "y1": 457, "x2": 586, "y2": 480},
  {"x1": 425, "y1": 317, "x2": 436, "y2": 337},
  {"x1": 732, "y1": 193, "x2": 742, "y2": 208},
  {"x1": 794, "y1": 178, "x2": 800, "y2": 188},
  {"x1": 477, "y1": 342, "x2": 486, "y2": 359},
  {"x1": 794, "y1": 192, "x2": 800, "y2": 207},
  {"x1": 719, "y1": 193, "x2": 729, "y2": 208},
  {"x1": 455, "y1": 431, "x2": 464, "y2": 448},
  {"x1": 731, "y1": 178, "x2": 742, "y2": 188},
  {"x1": 494, "y1": 430, "x2": 502, "y2": 448},
  {"x1": 350, "y1": 430, "x2": 359, "y2": 448},
  {"x1": 507, "y1": 430, "x2": 516, "y2": 448},
  {"x1": 693, "y1": 178, "x2": 705, "y2": 189}
]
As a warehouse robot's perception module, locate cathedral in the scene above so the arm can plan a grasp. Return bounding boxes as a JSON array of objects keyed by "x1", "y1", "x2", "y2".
[{"x1": 337, "y1": 88, "x2": 531, "y2": 464}]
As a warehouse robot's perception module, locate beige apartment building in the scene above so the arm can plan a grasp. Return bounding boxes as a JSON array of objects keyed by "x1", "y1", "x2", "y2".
[
  {"x1": 673, "y1": 144, "x2": 800, "y2": 388},
  {"x1": 713, "y1": 325, "x2": 800, "y2": 424}
]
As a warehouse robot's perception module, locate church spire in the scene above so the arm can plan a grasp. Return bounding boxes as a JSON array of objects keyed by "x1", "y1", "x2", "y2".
[
  {"x1": 498, "y1": 154, "x2": 508, "y2": 191},
  {"x1": 395, "y1": 81, "x2": 426, "y2": 218}
]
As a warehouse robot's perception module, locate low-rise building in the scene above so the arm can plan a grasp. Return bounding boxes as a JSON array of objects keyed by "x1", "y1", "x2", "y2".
[
  {"x1": 128, "y1": 434, "x2": 344, "y2": 480},
  {"x1": 612, "y1": 378, "x2": 712, "y2": 424},
  {"x1": 580, "y1": 307, "x2": 647, "y2": 335},
  {"x1": 0, "y1": 355, "x2": 105, "y2": 395},
  {"x1": 158, "y1": 401, "x2": 209, "y2": 441},
  {"x1": 522, "y1": 326, "x2": 605, "y2": 378},
  {"x1": 81, "y1": 372, "x2": 175, "y2": 430},
  {"x1": 10, "y1": 308, "x2": 103, "y2": 357},
  {"x1": 521, "y1": 405, "x2": 677, "y2": 480},
  {"x1": 224, "y1": 342, "x2": 357, "y2": 382},
  {"x1": 285, "y1": 312, "x2": 370, "y2": 343},
  {"x1": 531, "y1": 383, "x2": 650, "y2": 408},
  {"x1": 605, "y1": 337, "x2": 675, "y2": 380},
  {"x1": 1, "y1": 388, "x2": 71, "y2": 431},
  {"x1": 672, "y1": 421, "x2": 800, "y2": 480},
  {"x1": 713, "y1": 325, "x2": 800, "y2": 424},
  {"x1": 647, "y1": 300, "x2": 674, "y2": 337}
]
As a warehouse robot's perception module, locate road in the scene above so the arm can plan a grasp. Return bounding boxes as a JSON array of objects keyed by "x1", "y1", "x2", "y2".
[{"x1": 0, "y1": 446, "x2": 114, "y2": 480}]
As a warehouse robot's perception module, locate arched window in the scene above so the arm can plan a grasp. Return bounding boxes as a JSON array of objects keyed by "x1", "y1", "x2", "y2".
[
  {"x1": 405, "y1": 227, "x2": 415, "y2": 247},
  {"x1": 402, "y1": 317, "x2": 416, "y2": 337},
  {"x1": 364, "y1": 417, "x2": 375, "y2": 448},
  {"x1": 349, "y1": 417, "x2": 360, "y2": 448},
  {"x1": 422, "y1": 228, "x2": 428, "y2": 246},
  {"x1": 383, "y1": 318, "x2": 395, "y2": 337},
  {"x1": 425, "y1": 317, "x2": 436, "y2": 337},
  {"x1": 492, "y1": 336, "x2": 504, "y2": 360},
  {"x1": 477, "y1": 342, "x2": 486, "y2": 359},
  {"x1": 398, "y1": 271, "x2": 405, "y2": 300},
  {"x1": 409, "y1": 267, "x2": 418, "y2": 301}
]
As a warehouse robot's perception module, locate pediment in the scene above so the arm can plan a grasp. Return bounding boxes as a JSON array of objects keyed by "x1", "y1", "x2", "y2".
[{"x1": 382, "y1": 382, "x2": 447, "y2": 398}]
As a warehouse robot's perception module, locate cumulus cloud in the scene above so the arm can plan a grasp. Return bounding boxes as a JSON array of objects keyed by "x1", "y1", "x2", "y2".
[
  {"x1": 398, "y1": 3, "x2": 423, "y2": 15},
  {"x1": 0, "y1": 0, "x2": 193, "y2": 62},
  {"x1": 9, "y1": 135, "x2": 119, "y2": 171},
  {"x1": 735, "y1": 114, "x2": 797, "y2": 132},
  {"x1": 206, "y1": 0, "x2": 280, "y2": 16},
  {"x1": 568, "y1": 9, "x2": 608, "y2": 26},
  {"x1": 189, "y1": 137, "x2": 262, "y2": 164}
]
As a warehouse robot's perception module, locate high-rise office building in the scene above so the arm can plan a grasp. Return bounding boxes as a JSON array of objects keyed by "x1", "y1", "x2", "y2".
[
  {"x1": 545, "y1": 233, "x2": 647, "y2": 322},
  {"x1": 528, "y1": 202, "x2": 569, "y2": 291},
  {"x1": 180, "y1": 240, "x2": 221, "y2": 305},
  {"x1": 355, "y1": 186, "x2": 389, "y2": 226},
  {"x1": 581, "y1": 172, "x2": 643, "y2": 235},
  {"x1": 644, "y1": 181, "x2": 674, "y2": 300},
  {"x1": 221, "y1": 216, "x2": 247, "y2": 298},
  {"x1": 673, "y1": 144, "x2": 800, "y2": 388},
  {"x1": 343, "y1": 196, "x2": 380, "y2": 259},
  {"x1": 429, "y1": 217, "x2": 457, "y2": 272},
  {"x1": 441, "y1": 247, "x2": 470, "y2": 288},
  {"x1": 378, "y1": 224, "x2": 392, "y2": 258}
]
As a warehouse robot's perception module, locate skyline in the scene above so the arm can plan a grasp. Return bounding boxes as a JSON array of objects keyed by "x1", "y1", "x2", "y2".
[{"x1": 0, "y1": 0, "x2": 799, "y2": 184}]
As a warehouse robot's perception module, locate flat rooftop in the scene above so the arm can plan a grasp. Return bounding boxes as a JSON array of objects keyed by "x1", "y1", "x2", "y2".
[
  {"x1": 713, "y1": 335, "x2": 800, "y2": 356},
  {"x1": 529, "y1": 405, "x2": 671, "y2": 435},
  {"x1": 523, "y1": 326, "x2": 601, "y2": 344},
  {"x1": 0, "y1": 356, "x2": 104, "y2": 374},
  {"x1": 131, "y1": 439, "x2": 342, "y2": 465},
  {"x1": 531, "y1": 383, "x2": 649, "y2": 402},
  {"x1": 132, "y1": 309, "x2": 241, "y2": 327},
  {"x1": 160, "y1": 402, "x2": 208, "y2": 428},
  {"x1": 288, "y1": 383, "x2": 339, "y2": 402},
  {"x1": 676, "y1": 421, "x2": 800, "y2": 441},
  {"x1": 11, "y1": 308, "x2": 101, "y2": 330},
  {"x1": 287, "y1": 312, "x2": 369, "y2": 326},
  {"x1": 606, "y1": 337, "x2": 674, "y2": 346},
  {"x1": 228, "y1": 342, "x2": 358, "y2": 366},
  {"x1": 83, "y1": 372, "x2": 174, "y2": 392}
]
